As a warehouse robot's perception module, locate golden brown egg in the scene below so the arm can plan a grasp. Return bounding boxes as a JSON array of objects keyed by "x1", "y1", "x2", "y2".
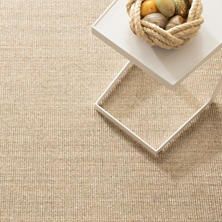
[
  {"x1": 141, "y1": 0, "x2": 158, "y2": 17},
  {"x1": 173, "y1": 0, "x2": 188, "y2": 17}
]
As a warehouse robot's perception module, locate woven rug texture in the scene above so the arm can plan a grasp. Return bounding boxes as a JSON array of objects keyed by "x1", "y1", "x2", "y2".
[{"x1": 0, "y1": 0, "x2": 221, "y2": 221}]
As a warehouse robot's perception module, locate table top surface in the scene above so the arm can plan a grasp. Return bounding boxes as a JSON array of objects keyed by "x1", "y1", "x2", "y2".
[{"x1": 92, "y1": 0, "x2": 222, "y2": 87}]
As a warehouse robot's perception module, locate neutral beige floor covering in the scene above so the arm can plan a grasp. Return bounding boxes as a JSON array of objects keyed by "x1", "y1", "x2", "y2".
[{"x1": 0, "y1": 0, "x2": 221, "y2": 221}]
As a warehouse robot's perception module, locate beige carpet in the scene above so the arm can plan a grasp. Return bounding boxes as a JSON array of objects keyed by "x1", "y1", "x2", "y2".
[{"x1": 0, "y1": 0, "x2": 221, "y2": 221}]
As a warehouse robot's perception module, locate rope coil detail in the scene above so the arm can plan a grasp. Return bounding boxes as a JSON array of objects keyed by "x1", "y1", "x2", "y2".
[{"x1": 126, "y1": 0, "x2": 204, "y2": 49}]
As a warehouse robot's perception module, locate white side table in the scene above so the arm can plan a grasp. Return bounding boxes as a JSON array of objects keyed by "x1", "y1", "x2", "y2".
[{"x1": 92, "y1": 0, "x2": 222, "y2": 156}]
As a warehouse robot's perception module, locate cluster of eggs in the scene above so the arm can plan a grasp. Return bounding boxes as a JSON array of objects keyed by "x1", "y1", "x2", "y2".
[{"x1": 140, "y1": 0, "x2": 192, "y2": 30}]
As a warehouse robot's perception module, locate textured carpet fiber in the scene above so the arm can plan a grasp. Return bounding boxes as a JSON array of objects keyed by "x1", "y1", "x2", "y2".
[{"x1": 0, "y1": 0, "x2": 221, "y2": 221}]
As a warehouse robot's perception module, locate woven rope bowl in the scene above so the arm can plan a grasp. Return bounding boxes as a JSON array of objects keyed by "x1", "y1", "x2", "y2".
[{"x1": 127, "y1": 0, "x2": 204, "y2": 49}]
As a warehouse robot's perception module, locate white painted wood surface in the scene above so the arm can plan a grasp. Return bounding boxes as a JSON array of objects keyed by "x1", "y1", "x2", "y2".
[{"x1": 92, "y1": 0, "x2": 222, "y2": 87}]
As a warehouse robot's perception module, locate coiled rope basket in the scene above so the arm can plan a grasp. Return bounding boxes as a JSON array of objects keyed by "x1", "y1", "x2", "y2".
[{"x1": 126, "y1": 0, "x2": 204, "y2": 49}]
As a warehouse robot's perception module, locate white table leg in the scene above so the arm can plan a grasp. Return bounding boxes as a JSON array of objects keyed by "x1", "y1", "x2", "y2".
[
  {"x1": 95, "y1": 62, "x2": 222, "y2": 156},
  {"x1": 95, "y1": 61, "x2": 158, "y2": 156},
  {"x1": 209, "y1": 73, "x2": 222, "y2": 104},
  {"x1": 95, "y1": 61, "x2": 132, "y2": 106}
]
